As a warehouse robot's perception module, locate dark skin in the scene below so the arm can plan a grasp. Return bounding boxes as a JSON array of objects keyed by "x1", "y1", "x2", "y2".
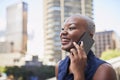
[{"x1": 55, "y1": 15, "x2": 117, "y2": 80}]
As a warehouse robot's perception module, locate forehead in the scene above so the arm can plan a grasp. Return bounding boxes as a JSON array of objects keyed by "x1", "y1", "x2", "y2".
[{"x1": 64, "y1": 16, "x2": 86, "y2": 26}]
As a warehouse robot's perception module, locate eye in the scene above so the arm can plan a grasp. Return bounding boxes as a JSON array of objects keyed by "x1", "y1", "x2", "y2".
[{"x1": 69, "y1": 27, "x2": 76, "y2": 30}]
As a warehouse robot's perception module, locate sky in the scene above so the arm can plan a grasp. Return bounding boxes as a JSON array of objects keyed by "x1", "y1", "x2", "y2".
[
  {"x1": 0, "y1": 0, "x2": 44, "y2": 56},
  {"x1": 0, "y1": 0, "x2": 120, "y2": 56},
  {"x1": 94, "y1": 0, "x2": 120, "y2": 34}
]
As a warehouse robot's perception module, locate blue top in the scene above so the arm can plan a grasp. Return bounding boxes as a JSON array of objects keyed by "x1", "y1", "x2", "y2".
[{"x1": 58, "y1": 50, "x2": 106, "y2": 80}]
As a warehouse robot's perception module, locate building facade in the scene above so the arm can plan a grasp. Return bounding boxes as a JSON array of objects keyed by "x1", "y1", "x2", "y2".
[
  {"x1": 43, "y1": 0, "x2": 93, "y2": 65},
  {"x1": 0, "y1": 42, "x2": 11, "y2": 53},
  {"x1": 6, "y1": 2, "x2": 28, "y2": 54},
  {"x1": 94, "y1": 30, "x2": 120, "y2": 57}
]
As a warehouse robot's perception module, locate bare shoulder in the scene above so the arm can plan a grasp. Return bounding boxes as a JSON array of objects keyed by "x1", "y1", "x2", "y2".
[
  {"x1": 55, "y1": 60, "x2": 61, "y2": 79},
  {"x1": 93, "y1": 63, "x2": 117, "y2": 80}
]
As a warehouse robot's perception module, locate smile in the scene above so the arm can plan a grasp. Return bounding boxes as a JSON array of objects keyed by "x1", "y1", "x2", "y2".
[{"x1": 61, "y1": 38, "x2": 70, "y2": 45}]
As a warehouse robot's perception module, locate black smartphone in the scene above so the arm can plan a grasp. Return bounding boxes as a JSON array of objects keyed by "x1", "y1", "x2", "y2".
[{"x1": 77, "y1": 32, "x2": 94, "y2": 54}]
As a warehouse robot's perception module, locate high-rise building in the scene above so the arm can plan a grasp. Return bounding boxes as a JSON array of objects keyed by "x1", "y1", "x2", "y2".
[
  {"x1": 0, "y1": 42, "x2": 11, "y2": 53},
  {"x1": 6, "y1": 2, "x2": 28, "y2": 54},
  {"x1": 43, "y1": 0, "x2": 93, "y2": 65},
  {"x1": 94, "y1": 30, "x2": 120, "y2": 57}
]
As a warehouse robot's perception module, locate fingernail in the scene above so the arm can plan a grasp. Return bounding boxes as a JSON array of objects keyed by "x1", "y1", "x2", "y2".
[
  {"x1": 81, "y1": 41, "x2": 83, "y2": 45},
  {"x1": 73, "y1": 42, "x2": 76, "y2": 45}
]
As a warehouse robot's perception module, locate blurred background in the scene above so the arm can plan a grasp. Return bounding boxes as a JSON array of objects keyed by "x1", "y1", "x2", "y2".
[{"x1": 0, "y1": 0, "x2": 120, "y2": 80}]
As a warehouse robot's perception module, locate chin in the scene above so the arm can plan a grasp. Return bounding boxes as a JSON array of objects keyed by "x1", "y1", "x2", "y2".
[
  {"x1": 62, "y1": 47, "x2": 70, "y2": 52},
  {"x1": 61, "y1": 44, "x2": 73, "y2": 52}
]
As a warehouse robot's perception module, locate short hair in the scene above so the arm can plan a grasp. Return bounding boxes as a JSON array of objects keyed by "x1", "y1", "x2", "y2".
[{"x1": 70, "y1": 14, "x2": 95, "y2": 35}]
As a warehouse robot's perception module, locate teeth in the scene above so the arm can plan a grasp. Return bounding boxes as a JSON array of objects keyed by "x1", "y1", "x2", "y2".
[{"x1": 62, "y1": 39, "x2": 69, "y2": 42}]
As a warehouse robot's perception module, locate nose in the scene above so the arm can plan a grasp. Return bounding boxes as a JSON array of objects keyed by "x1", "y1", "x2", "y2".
[
  {"x1": 60, "y1": 30, "x2": 68, "y2": 37},
  {"x1": 61, "y1": 30, "x2": 68, "y2": 35}
]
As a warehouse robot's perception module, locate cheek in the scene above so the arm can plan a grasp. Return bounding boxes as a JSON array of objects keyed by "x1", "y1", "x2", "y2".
[
  {"x1": 60, "y1": 32, "x2": 62, "y2": 37},
  {"x1": 70, "y1": 32, "x2": 81, "y2": 42}
]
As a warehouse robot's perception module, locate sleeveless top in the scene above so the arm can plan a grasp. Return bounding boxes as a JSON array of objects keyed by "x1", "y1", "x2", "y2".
[{"x1": 58, "y1": 50, "x2": 106, "y2": 80}]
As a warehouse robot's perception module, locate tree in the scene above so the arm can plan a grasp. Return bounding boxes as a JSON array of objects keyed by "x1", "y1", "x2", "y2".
[
  {"x1": 100, "y1": 49, "x2": 120, "y2": 60},
  {"x1": 0, "y1": 66, "x2": 5, "y2": 73},
  {"x1": 4, "y1": 65, "x2": 55, "y2": 80}
]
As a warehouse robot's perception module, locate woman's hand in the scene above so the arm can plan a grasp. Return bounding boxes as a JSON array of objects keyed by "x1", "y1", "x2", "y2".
[{"x1": 69, "y1": 41, "x2": 87, "y2": 80}]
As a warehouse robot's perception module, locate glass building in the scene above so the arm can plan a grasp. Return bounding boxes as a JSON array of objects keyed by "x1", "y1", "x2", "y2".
[
  {"x1": 94, "y1": 31, "x2": 120, "y2": 57},
  {"x1": 43, "y1": 0, "x2": 93, "y2": 65},
  {"x1": 6, "y1": 2, "x2": 28, "y2": 54}
]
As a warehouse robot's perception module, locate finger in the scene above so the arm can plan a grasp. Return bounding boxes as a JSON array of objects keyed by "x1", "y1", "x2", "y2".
[
  {"x1": 79, "y1": 41, "x2": 85, "y2": 54},
  {"x1": 73, "y1": 42, "x2": 81, "y2": 54},
  {"x1": 70, "y1": 48, "x2": 77, "y2": 58},
  {"x1": 69, "y1": 53, "x2": 74, "y2": 61},
  {"x1": 80, "y1": 41, "x2": 84, "y2": 49},
  {"x1": 73, "y1": 41, "x2": 86, "y2": 59},
  {"x1": 80, "y1": 41, "x2": 87, "y2": 56}
]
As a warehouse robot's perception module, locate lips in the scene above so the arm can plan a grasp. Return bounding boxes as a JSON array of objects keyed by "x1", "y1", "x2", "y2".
[{"x1": 61, "y1": 37, "x2": 70, "y2": 45}]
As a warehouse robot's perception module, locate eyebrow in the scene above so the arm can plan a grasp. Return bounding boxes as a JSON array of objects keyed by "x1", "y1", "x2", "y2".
[
  {"x1": 62, "y1": 22, "x2": 77, "y2": 28},
  {"x1": 69, "y1": 23, "x2": 78, "y2": 28},
  {"x1": 70, "y1": 23, "x2": 76, "y2": 25},
  {"x1": 67, "y1": 22, "x2": 77, "y2": 26}
]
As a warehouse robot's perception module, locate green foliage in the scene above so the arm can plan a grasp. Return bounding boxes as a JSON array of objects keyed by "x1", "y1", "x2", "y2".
[
  {"x1": 35, "y1": 65, "x2": 55, "y2": 79},
  {"x1": 0, "y1": 66, "x2": 5, "y2": 72},
  {"x1": 5, "y1": 66, "x2": 27, "y2": 80},
  {"x1": 100, "y1": 49, "x2": 120, "y2": 60},
  {"x1": 4, "y1": 65, "x2": 55, "y2": 80}
]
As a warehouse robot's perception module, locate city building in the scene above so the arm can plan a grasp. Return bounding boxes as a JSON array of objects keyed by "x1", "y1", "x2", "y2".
[
  {"x1": 25, "y1": 56, "x2": 43, "y2": 67},
  {"x1": 6, "y1": 2, "x2": 28, "y2": 54},
  {"x1": 0, "y1": 42, "x2": 11, "y2": 53},
  {"x1": 0, "y1": 52, "x2": 25, "y2": 66},
  {"x1": 0, "y1": 30, "x2": 9, "y2": 53},
  {"x1": 94, "y1": 30, "x2": 120, "y2": 57},
  {"x1": 43, "y1": 0, "x2": 93, "y2": 65}
]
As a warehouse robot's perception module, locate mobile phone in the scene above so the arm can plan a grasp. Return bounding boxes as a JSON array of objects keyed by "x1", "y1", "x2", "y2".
[{"x1": 77, "y1": 32, "x2": 94, "y2": 54}]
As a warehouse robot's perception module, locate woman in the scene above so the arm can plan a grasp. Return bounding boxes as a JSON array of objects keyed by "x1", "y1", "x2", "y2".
[{"x1": 55, "y1": 14, "x2": 117, "y2": 80}]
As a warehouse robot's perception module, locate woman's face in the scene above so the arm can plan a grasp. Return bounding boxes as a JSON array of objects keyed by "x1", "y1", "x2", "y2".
[{"x1": 60, "y1": 16, "x2": 87, "y2": 52}]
